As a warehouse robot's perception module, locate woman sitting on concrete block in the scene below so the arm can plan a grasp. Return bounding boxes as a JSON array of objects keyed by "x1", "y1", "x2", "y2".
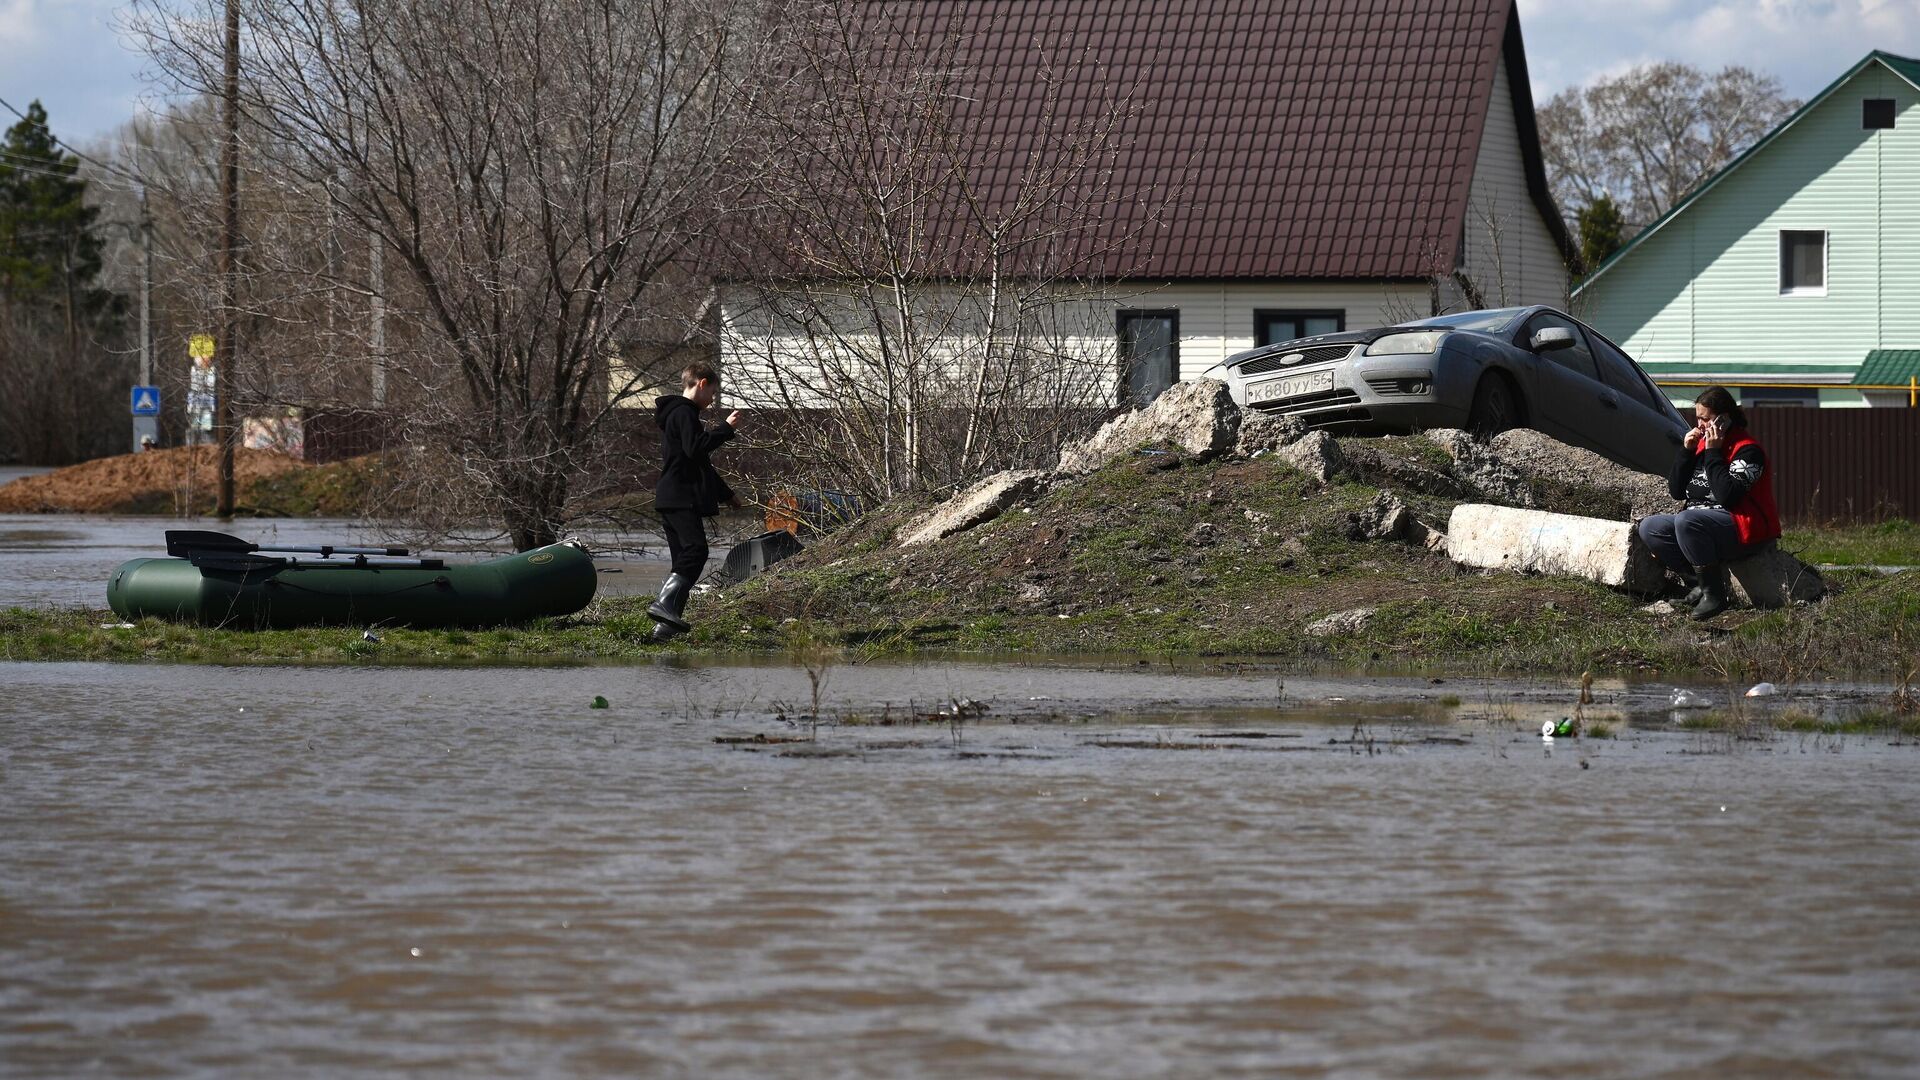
[{"x1": 1636, "y1": 386, "x2": 1781, "y2": 620}]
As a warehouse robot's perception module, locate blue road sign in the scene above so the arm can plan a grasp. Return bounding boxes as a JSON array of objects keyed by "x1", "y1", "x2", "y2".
[{"x1": 131, "y1": 385, "x2": 161, "y2": 416}]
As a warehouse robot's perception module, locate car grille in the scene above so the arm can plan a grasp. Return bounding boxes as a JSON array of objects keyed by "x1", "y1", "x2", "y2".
[
  {"x1": 1237, "y1": 343, "x2": 1355, "y2": 376},
  {"x1": 1251, "y1": 388, "x2": 1372, "y2": 429}
]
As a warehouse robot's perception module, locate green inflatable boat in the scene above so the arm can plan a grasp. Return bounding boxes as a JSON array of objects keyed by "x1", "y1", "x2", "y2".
[{"x1": 107, "y1": 530, "x2": 598, "y2": 629}]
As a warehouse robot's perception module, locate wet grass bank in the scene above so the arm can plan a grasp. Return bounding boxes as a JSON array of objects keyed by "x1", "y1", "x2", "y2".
[{"x1": 4, "y1": 446, "x2": 1918, "y2": 680}]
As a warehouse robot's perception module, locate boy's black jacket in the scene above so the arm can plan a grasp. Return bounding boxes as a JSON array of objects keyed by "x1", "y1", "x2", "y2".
[{"x1": 654, "y1": 394, "x2": 735, "y2": 516}]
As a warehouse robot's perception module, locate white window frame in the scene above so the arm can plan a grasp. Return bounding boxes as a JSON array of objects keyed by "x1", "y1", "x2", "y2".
[{"x1": 1779, "y1": 229, "x2": 1828, "y2": 297}]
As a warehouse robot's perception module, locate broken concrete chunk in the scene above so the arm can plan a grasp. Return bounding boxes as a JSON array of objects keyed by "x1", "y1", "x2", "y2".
[
  {"x1": 1345, "y1": 493, "x2": 1410, "y2": 542},
  {"x1": 1235, "y1": 411, "x2": 1308, "y2": 458},
  {"x1": 899, "y1": 469, "x2": 1052, "y2": 547},
  {"x1": 1488, "y1": 428, "x2": 1672, "y2": 519},
  {"x1": 1276, "y1": 430, "x2": 1350, "y2": 483},
  {"x1": 1422, "y1": 428, "x2": 1535, "y2": 508},
  {"x1": 1444, "y1": 503, "x2": 1665, "y2": 594},
  {"x1": 1057, "y1": 378, "x2": 1240, "y2": 475},
  {"x1": 1729, "y1": 544, "x2": 1825, "y2": 607},
  {"x1": 1304, "y1": 607, "x2": 1375, "y2": 637}
]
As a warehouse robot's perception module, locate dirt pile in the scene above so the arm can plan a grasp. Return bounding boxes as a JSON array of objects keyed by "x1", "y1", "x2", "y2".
[
  {"x1": 0, "y1": 447, "x2": 310, "y2": 514},
  {"x1": 694, "y1": 381, "x2": 1721, "y2": 663}
]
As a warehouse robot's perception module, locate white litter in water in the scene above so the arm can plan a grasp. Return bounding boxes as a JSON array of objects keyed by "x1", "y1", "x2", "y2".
[
  {"x1": 1541, "y1": 721, "x2": 1556, "y2": 736},
  {"x1": 1719, "y1": 806, "x2": 1727, "y2": 812},
  {"x1": 1669, "y1": 688, "x2": 1713, "y2": 709},
  {"x1": 1745, "y1": 682, "x2": 1777, "y2": 698},
  {"x1": 409, "y1": 947, "x2": 422, "y2": 957}
]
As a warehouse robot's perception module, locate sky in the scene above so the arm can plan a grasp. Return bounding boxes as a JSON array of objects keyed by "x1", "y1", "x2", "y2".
[{"x1": 3, "y1": 0, "x2": 1920, "y2": 147}]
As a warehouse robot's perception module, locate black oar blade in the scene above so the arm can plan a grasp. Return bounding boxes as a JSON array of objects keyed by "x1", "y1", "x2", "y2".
[
  {"x1": 166, "y1": 529, "x2": 256, "y2": 558},
  {"x1": 186, "y1": 550, "x2": 286, "y2": 572}
]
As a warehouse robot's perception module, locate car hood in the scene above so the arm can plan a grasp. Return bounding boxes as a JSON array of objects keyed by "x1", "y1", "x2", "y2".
[{"x1": 1219, "y1": 325, "x2": 1428, "y2": 368}]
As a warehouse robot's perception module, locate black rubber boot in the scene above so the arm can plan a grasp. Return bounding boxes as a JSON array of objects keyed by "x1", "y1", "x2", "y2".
[
  {"x1": 1678, "y1": 572, "x2": 1704, "y2": 607},
  {"x1": 1690, "y1": 564, "x2": 1730, "y2": 621},
  {"x1": 647, "y1": 573, "x2": 695, "y2": 640}
]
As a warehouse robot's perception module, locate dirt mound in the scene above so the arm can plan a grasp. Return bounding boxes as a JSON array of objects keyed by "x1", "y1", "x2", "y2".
[{"x1": 0, "y1": 447, "x2": 306, "y2": 514}]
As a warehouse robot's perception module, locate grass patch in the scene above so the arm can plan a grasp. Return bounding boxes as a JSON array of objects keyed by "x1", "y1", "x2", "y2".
[{"x1": 1783, "y1": 519, "x2": 1920, "y2": 567}]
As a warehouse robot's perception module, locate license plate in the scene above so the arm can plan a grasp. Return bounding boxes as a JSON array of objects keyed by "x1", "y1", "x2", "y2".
[{"x1": 1248, "y1": 368, "x2": 1334, "y2": 404}]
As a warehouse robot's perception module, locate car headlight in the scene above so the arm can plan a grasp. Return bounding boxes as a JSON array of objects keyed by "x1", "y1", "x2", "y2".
[{"x1": 1363, "y1": 332, "x2": 1443, "y2": 356}]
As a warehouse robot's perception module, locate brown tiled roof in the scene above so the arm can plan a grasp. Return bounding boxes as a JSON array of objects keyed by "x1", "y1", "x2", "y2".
[{"x1": 880, "y1": 0, "x2": 1565, "y2": 280}]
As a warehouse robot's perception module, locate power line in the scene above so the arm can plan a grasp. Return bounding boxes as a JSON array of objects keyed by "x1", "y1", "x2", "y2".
[{"x1": 0, "y1": 92, "x2": 146, "y2": 186}]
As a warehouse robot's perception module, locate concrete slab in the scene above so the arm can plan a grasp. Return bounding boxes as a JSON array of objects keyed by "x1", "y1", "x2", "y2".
[
  {"x1": 899, "y1": 469, "x2": 1052, "y2": 547},
  {"x1": 1445, "y1": 503, "x2": 1665, "y2": 594},
  {"x1": 1730, "y1": 544, "x2": 1826, "y2": 607}
]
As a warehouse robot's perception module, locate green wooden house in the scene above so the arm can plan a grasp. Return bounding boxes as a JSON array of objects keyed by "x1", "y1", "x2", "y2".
[{"x1": 1573, "y1": 51, "x2": 1920, "y2": 409}]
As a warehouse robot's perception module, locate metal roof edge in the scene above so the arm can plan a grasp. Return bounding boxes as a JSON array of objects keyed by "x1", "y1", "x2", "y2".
[
  {"x1": 1444, "y1": 2, "x2": 1514, "y2": 271},
  {"x1": 1502, "y1": 3, "x2": 1577, "y2": 267},
  {"x1": 1573, "y1": 51, "x2": 1912, "y2": 296}
]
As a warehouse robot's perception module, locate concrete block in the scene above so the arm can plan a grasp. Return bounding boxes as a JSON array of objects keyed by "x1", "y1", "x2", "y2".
[
  {"x1": 1729, "y1": 544, "x2": 1826, "y2": 608},
  {"x1": 1445, "y1": 503, "x2": 1665, "y2": 594},
  {"x1": 1276, "y1": 430, "x2": 1350, "y2": 483},
  {"x1": 899, "y1": 469, "x2": 1052, "y2": 547},
  {"x1": 1057, "y1": 378, "x2": 1239, "y2": 475}
]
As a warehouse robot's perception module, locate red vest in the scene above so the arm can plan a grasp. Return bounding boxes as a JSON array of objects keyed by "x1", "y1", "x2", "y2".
[{"x1": 1698, "y1": 429, "x2": 1780, "y2": 545}]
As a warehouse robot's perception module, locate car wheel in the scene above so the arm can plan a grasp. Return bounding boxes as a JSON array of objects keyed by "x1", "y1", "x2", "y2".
[{"x1": 1467, "y1": 373, "x2": 1521, "y2": 438}]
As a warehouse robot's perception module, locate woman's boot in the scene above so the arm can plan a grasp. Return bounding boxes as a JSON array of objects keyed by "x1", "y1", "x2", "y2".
[
  {"x1": 1678, "y1": 572, "x2": 1704, "y2": 606},
  {"x1": 1690, "y1": 564, "x2": 1730, "y2": 620},
  {"x1": 647, "y1": 573, "x2": 695, "y2": 640}
]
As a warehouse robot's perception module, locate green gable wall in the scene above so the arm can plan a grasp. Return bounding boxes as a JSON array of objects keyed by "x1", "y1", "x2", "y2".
[{"x1": 1575, "y1": 59, "x2": 1920, "y2": 384}]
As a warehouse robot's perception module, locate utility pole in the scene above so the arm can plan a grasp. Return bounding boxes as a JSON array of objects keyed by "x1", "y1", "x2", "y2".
[
  {"x1": 370, "y1": 233, "x2": 386, "y2": 406},
  {"x1": 215, "y1": 0, "x2": 241, "y2": 518},
  {"x1": 139, "y1": 186, "x2": 152, "y2": 388}
]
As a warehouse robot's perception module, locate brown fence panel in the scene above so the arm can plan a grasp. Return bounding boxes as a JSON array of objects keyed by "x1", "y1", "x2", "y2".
[
  {"x1": 1743, "y1": 408, "x2": 1920, "y2": 524},
  {"x1": 303, "y1": 409, "x2": 396, "y2": 464}
]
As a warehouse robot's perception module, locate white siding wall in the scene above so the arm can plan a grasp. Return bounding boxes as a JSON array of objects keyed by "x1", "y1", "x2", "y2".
[
  {"x1": 1458, "y1": 56, "x2": 1571, "y2": 308},
  {"x1": 717, "y1": 280, "x2": 1431, "y2": 406},
  {"x1": 1108, "y1": 281, "x2": 1432, "y2": 379},
  {"x1": 1580, "y1": 62, "x2": 1920, "y2": 379}
]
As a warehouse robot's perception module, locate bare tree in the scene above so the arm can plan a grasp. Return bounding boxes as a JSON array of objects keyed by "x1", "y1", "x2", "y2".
[
  {"x1": 722, "y1": 2, "x2": 1163, "y2": 504},
  {"x1": 1539, "y1": 63, "x2": 1799, "y2": 231},
  {"x1": 133, "y1": 0, "x2": 777, "y2": 548}
]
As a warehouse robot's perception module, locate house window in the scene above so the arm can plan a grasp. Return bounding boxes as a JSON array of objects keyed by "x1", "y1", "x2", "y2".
[
  {"x1": 1864, "y1": 98, "x2": 1896, "y2": 129},
  {"x1": 1779, "y1": 230, "x2": 1826, "y2": 296},
  {"x1": 1117, "y1": 309, "x2": 1178, "y2": 407},
  {"x1": 1254, "y1": 309, "x2": 1343, "y2": 347}
]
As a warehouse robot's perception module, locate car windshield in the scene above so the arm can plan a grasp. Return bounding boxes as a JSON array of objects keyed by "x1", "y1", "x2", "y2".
[{"x1": 1403, "y1": 308, "x2": 1528, "y2": 333}]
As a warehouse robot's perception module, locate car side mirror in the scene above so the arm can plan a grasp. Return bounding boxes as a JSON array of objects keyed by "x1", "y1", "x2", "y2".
[{"x1": 1530, "y1": 327, "x2": 1575, "y2": 352}]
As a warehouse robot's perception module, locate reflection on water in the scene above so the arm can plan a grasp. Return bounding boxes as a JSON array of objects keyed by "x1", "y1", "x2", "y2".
[{"x1": 3, "y1": 661, "x2": 1918, "y2": 1077}]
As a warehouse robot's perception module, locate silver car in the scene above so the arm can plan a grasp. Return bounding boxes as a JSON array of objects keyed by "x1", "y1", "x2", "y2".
[{"x1": 1201, "y1": 305, "x2": 1688, "y2": 474}]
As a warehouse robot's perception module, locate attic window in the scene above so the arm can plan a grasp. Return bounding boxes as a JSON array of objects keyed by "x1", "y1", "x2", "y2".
[
  {"x1": 1780, "y1": 230, "x2": 1826, "y2": 296},
  {"x1": 1864, "y1": 99, "x2": 1896, "y2": 129}
]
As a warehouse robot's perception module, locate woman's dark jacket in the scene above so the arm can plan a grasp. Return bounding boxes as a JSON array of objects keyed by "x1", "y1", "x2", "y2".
[
  {"x1": 654, "y1": 395, "x2": 735, "y2": 517},
  {"x1": 1666, "y1": 427, "x2": 1781, "y2": 545}
]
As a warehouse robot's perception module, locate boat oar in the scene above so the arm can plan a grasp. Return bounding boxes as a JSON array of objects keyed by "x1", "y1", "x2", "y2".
[
  {"x1": 165, "y1": 529, "x2": 409, "y2": 559},
  {"x1": 184, "y1": 549, "x2": 446, "y2": 572}
]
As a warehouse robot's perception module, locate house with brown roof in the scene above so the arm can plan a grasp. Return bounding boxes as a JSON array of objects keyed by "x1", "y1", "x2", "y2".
[{"x1": 721, "y1": 0, "x2": 1572, "y2": 410}]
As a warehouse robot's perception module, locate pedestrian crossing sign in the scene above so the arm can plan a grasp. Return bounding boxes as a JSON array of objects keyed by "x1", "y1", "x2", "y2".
[{"x1": 131, "y1": 385, "x2": 161, "y2": 416}]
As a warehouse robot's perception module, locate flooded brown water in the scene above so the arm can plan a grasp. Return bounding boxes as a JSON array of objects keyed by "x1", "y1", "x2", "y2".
[{"x1": 4, "y1": 661, "x2": 1919, "y2": 1077}]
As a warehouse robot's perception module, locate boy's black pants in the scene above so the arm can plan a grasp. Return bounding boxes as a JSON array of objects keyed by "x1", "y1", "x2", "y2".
[{"x1": 658, "y1": 509, "x2": 709, "y2": 579}]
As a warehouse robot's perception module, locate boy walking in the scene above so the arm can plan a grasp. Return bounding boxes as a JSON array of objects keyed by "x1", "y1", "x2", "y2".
[{"x1": 648, "y1": 363, "x2": 741, "y2": 641}]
